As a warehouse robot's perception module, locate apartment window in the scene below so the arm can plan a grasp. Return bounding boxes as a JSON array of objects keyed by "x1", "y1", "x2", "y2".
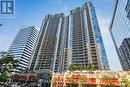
[
  {"x1": 125, "y1": 0, "x2": 130, "y2": 20},
  {"x1": 119, "y1": 38, "x2": 130, "y2": 70}
]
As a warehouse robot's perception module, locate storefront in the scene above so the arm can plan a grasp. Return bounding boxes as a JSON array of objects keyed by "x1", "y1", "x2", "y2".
[{"x1": 51, "y1": 70, "x2": 130, "y2": 87}]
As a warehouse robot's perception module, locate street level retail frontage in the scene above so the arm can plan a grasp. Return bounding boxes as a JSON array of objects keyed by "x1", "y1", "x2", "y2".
[{"x1": 51, "y1": 70, "x2": 130, "y2": 87}]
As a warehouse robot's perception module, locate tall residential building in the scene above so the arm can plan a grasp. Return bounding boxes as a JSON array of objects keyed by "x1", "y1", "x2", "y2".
[
  {"x1": 110, "y1": 0, "x2": 130, "y2": 70},
  {"x1": 29, "y1": 2, "x2": 109, "y2": 73},
  {"x1": 8, "y1": 26, "x2": 38, "y2": 70}
]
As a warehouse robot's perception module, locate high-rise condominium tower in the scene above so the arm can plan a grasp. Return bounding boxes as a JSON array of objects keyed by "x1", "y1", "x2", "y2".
[
  {"x1": 110, "y1": 0, "x2": 130, "y2": 70},
  {"x1": 8, "y1": 26, "x2": 38, "y2": 70},
  {"x1": 29, "y1": 2, "x2": 109, "y2": 73}
]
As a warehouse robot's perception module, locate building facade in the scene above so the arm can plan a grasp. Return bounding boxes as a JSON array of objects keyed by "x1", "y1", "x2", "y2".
[
  {"x1": 29, "y1": 2, "x2": 109, "y2": 73},
  {"x1": 110, "y1": 0, "x2": 130, "y2": 70},
  {"x1": 8, "y1": 26, "x2": 38, "y2": 70},
  {"x1": 51, "y1": 70, "x2": 130, "y2": 87}
]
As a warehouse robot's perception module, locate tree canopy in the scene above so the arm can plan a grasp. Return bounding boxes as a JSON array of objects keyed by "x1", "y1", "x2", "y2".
[{"x1": 0, "y1": 54, "x2": 19, "y2": 81}]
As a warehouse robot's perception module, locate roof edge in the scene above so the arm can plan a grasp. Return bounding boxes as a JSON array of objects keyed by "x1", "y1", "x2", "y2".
[{"x1": 109, "y1": 0, "x2": 119, "y2": 29}]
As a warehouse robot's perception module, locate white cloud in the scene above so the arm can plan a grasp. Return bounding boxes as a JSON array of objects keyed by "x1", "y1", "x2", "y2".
[{"x1": 97, "y1": 15, "x2": 122, "y2": 71}]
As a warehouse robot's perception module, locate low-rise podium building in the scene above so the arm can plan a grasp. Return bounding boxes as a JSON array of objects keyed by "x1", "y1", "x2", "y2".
[{"x1": 51, "y1": 70, "x2": 130, "y2": 87}]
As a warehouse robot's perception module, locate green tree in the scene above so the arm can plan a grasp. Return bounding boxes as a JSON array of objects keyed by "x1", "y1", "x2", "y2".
[
  {"x1": 79, "y1": 65, "x2": 84, "y2": 71},
  {"x1": 68, "y1": 64, "x2": 76, "y2": 71},
  {"x1": 68, "y1": 64, "x2": 84, "y2": 71},
  {"x1": 0, "y1": 54, "x2": 18, "y2": 81},
  {"x1": 87, "y1": 63, "x2": 95, "y2": 72}
]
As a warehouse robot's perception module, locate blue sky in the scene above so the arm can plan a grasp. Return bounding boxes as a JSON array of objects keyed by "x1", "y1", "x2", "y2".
[{"x1": 0, "y1": 0, "x2": 122, "y2": 71}]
